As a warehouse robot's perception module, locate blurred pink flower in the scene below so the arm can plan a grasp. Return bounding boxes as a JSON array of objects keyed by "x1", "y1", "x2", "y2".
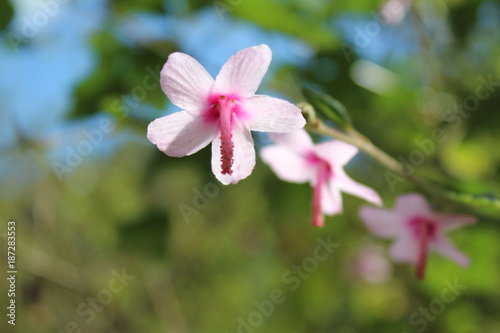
[
  {"x1": 359, "y1": 193, "x2": 476, "y2": 279},
  {"x1": 261, "y1": 129, "x2": 382, "y2": 227},
  {"x1": 148, "y1": 44, "x2": 305, "y2": 185},
  {"x1": 352, "y1": 243, "x2": 392, "y2": 283}
]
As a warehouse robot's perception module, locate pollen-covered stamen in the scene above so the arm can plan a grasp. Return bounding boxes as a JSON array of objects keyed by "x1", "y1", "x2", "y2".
[
  {"x1": 409, "y1": 217, "x2": 437, "y2": 280},
  {"x1": 312, "y1": 160, "x2": 330, "y2": 227},
  {"x1": 220, "y1": 136, "x2": 234, "y2": 175},
  {"x1": 218, "y1": 95, "x2": 236, "y2": 175}
]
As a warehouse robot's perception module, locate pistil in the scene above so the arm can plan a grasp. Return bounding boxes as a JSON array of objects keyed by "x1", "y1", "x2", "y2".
[
  {"x1": 312, "y1": 161, "x2": 329, "y2": 227},
  {"x1": 218, "y1": 96, "x2": 235, "y2": 175},
  {"x1": 415, "y1": 218, "x2": 435, "y2": 280}
]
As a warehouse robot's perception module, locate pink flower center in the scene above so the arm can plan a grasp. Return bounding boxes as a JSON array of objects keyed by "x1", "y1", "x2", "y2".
[
  {"x1": 406, "y1": 216, "x2": 437, "y2": 280},
  {"x1": 310, "y1": 154, "x2": 333, "y2": 227},
  {"x1": 204, "y1": 94, "x2": 244, "y2": 175}
]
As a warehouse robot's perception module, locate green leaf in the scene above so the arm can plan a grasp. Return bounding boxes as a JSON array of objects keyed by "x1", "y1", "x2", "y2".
[
  {"x1": 0, "y1": 0, "x2": 14, "y2": 30},
  {"x1": 445, "y1": 192, "x2": 500, "y2": 221},
  {"x1": 302, "y1": 87, "x2": 352, "y2": 128}
]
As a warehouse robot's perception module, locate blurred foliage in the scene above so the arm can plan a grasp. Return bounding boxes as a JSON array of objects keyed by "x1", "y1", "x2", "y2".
[
  {"x1": 0, "y1": 1, "x2": 13, "y2": 30},
  {"x1": 1, "y1": 0, "x2": 500, "y2": 333},
  {"x1": 302, "y1": 87, "x2": 352, "y2": 128}
]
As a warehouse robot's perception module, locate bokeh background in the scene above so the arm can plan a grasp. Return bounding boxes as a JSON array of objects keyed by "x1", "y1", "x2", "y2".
[{"x1": 1, "y1": 0, "x2": 499, "y2": 332}]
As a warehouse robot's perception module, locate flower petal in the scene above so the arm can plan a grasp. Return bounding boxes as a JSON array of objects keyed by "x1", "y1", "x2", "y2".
[
  {"x1": 432, "y1": 236, "x2": 470, "y2": 267},
  {"x1": 245, "y1": 95, "x2": 305, "y2": 133},
  {"x1": 359, "y1": 206, "x2": 403, "y2": 238},
  {"x1": 433, "y1": 214, "x2": 477, "y2": 231},
  {"x1": 211, "y1": 122, "x2": 255, "y2": 185},
  {"x1": 260, "y1": 145, "x2": 312, "y2": 183},
  {"x1": 390, "y1": 234, "x2": 419, "y2": 264},
  {"x1": 211, "y1": 44, "x2": 272, "y2": 97},
  {"x1": 160, "y1": 52, "x2": 214, "y2": 115},
  {"x1": 321, "y1": 182, "x2": 343, "y2": 215},
  {"x1": 147, "y1": 111, "x2": 216, "y2": 157},
  {"x1": 314, "y1": 140, "x2": 359, "y2": 167},
  {"x1": 394, "y1": 193, "x2": 431, "y2": 220},
  {"x1": 268, "y1": 129, "x2": 314, "y2": 154},
  {"x1": 335, "y1": 169, "x2": 383, "y2": 206}
]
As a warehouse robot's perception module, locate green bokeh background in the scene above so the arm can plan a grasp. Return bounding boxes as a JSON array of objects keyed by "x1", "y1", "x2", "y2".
[{"x1": 0, "y1": 0, "x2": 499, "y2": 332}]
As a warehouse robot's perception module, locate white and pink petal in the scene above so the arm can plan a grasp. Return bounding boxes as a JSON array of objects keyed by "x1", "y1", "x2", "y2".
[
  {"x1": 245, "y1": 95, "x2": 305, "y2": 133},
  {"x1": 260, "y1": 145, "x2": 312, "y2": 183},
  {"x1": 433, "y1": 214, "x2": 477, "y2": 231},
  {"x1": 268, "y1": 129, "x2": 314, "y2": 154},
  {"x1": 359, "y1": 206, "x2": 403, "y2": 238},
  {"x1": 432, "y1": 236, "x2": 470, "y2": 267},
  {"x1": 160, "y1": 52, "x2": 214, "y2": 115},
  {"x1": 147, "y1": 111, "x2": 217, "y2": 157},
  {"x1": 314, "y1": 140, "x2": 359, "y2": 167},
  {"x1": 394, "y1": 193, "x2": 432, "y2": 221},
  {"x1": 321, "y1": 182, "x2": 343, "y2": 216},
  {"x1": 211, "y1": 44, "x2": 272, "y2": 97},
  {"x1": 335, "y1": 169, "x2": 382, "y2": 206},
  {"x1": 390, "y1": 233, "x2": 419, "y2": 264}
]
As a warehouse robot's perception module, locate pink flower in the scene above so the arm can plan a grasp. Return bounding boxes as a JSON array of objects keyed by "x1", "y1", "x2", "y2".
[
  {"x1": 359, "y1": 193, "x2": 476, "y2": 279},
  {"x1": 352, "y1": 243, "x2": 392, "y2": 283},
  {"x1": 147, "y1": 44, "x2": 305, "y2": 185},
  {"x1": 260, "y1": 129, "x2": 382, "y2": 227}
]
